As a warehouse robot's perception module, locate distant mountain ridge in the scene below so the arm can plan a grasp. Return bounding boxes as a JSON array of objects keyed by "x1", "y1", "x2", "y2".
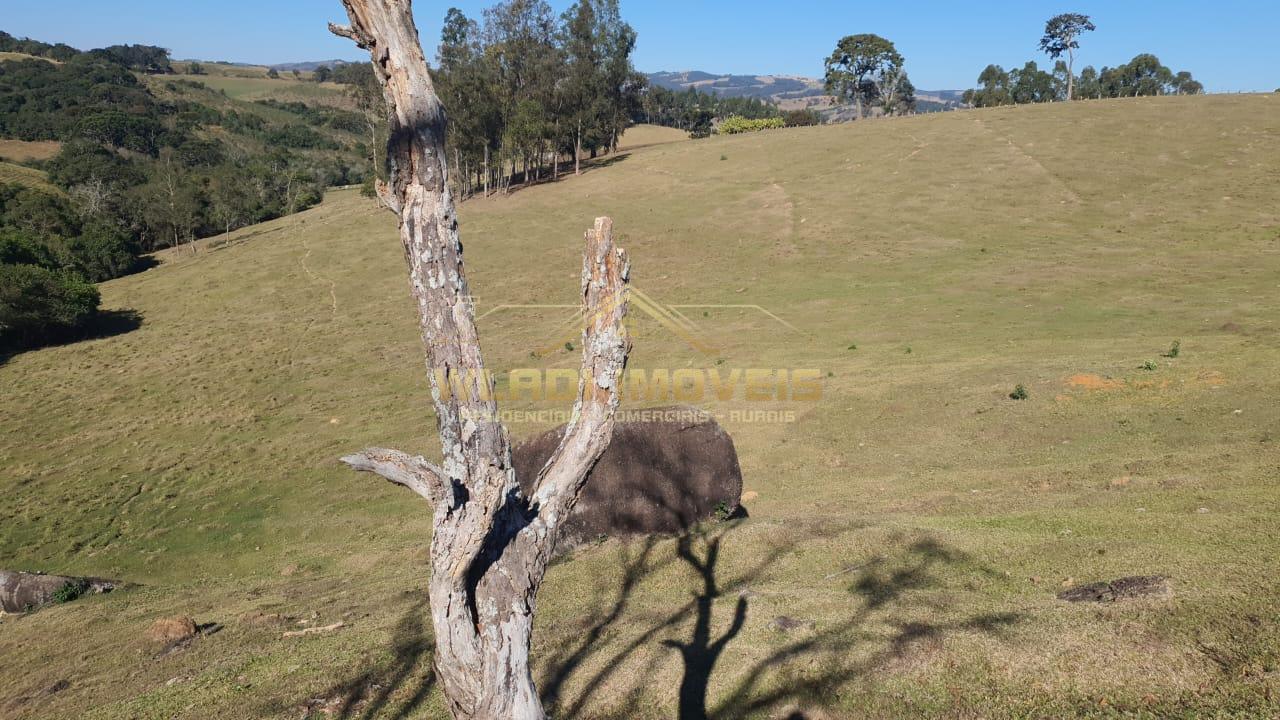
[
  {"x1": 646, "y1": 71, "x2": 826, "y2": 101},
  {"x1": 645, "y1": 70, "x2": 965, "y2": 111},
  {"x1": 268, "y1": 59, "x2": 355, "y2": 72}
]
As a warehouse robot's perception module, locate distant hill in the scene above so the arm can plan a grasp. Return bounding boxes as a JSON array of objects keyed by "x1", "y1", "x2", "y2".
[
  {"x1": 269, "y1": 59, "x2": 356, "y2": 72},
  {"x1": 645, "y1": 70, "x2": 964, "y2": 115},
  {"x1": 646, "y1": 71, "x2": 826, "y2": 101}
]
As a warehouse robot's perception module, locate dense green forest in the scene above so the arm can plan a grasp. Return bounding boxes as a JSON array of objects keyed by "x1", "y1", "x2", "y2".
[{"x1": 0, "y1": 32, "x2": 369, "y2": 349}]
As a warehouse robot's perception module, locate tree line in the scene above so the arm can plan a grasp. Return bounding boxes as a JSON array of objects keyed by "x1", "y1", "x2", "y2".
[
  {"x1": 1, "y1": 31, "x2": 172, "y2": 73},
  {"x1": 419, "y1": 0, "x2": 643, "y2": 197},
  {"x1": 964, "y1": 14, "x2": 1203, "y2": 108}
]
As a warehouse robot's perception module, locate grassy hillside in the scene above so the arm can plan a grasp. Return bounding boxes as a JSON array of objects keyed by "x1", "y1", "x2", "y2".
[
  {"x1": 168, "y1": 62, "x2": 352, "y2": 105},
  {"x1": 0, "y1": 51, "x2": 56, "y2": 64},
  {"x1": 2, "y1": 95, "x2": 1279, "y2": 718},
  {"x1": 0, "y1": 161, "x2": 59, "y2": 194},
  {"x1": 0, "y1": 139, "x2": 61, "y2": 163}
]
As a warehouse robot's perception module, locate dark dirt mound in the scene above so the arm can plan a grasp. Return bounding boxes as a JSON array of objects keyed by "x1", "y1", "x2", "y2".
[
  {"x1": 512, "y1": 406, "x2": 744, "y2": 552},
  {"x1": 1058, "y1": 576, "x2": 1172, "y2": 602}
]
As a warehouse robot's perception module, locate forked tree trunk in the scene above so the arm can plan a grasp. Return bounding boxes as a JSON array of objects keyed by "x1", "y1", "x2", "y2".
[{"x1": 330, "y1": 3, "x2": 632, "y2": 718}]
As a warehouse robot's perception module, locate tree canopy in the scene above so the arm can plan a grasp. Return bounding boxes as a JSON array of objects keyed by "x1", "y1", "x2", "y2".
[
  {"x1": 823, "y1": 34, "x2": 914, "y2": 119},
  {"x1": 1038, "y1": 13, "x2": 1095, "y2": 100}
]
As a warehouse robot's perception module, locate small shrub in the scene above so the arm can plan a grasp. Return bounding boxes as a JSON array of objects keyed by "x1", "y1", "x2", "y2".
[
  {"x1": 53, "y1": 578, "x2": 90, "y2": 604},
  {"x1": 564, "y1": 341, "x2": 574, "y2": 352},
  {"x1": 716, "y1": 116, "x2": 786, "y2": 135},
  {"x1": 1164, "y1": 340, "x2": 1181, "y2": 358},
  {"x1": 1009, "y1": 384, "x2": 1029, "y2": 401},
  {"x1": 847, "y1": 343, "x2": 857, "y2": 350},
  {"x1": 714, "y1": 501, "x2": 733, "y2": 522},
  {"x1": 1141, "y1": 359, "x2": 1158, "y2": 371},
  {"x1": 719, "y1": 154, "x2": 727, "y2": 161},
  {"x1": 782, "y1": 109, "x2": 822, "y2": 127}
]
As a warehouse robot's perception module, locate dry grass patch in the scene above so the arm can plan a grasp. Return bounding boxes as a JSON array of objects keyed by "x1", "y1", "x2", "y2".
[{"x1": 0, "y1": 139, "x2": 61, "y2": 163}]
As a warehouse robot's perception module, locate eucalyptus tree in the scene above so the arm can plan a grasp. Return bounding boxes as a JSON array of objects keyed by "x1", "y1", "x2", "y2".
[
  {"x1": 1039, "y1": 13, "x2": 1095, "y2": 101},
  {"x1": 963, "y1": 64, "x2": 1013, "y2": 108},
  {"x1": 560, "y1": 0, "x2": 602, "y2": 174}
]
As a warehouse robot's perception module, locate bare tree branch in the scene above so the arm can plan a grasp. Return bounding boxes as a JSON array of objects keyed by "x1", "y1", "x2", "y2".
[
  {"x1": 527, "y1": 217, "x2": 631, "y2": 529},
  {"x1": 327, "y1": 22, "x2": 369, "y2": 48},
  {"x1": 340, "y1": 448, "x2": 449, "y2": 505}
]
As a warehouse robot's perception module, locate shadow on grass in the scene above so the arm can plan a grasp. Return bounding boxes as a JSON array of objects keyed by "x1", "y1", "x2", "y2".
[
  {"x1": 285, "y1": 527, "x2": 1019, "y2": 719},
  {"x1": 459, "y1": 152, "x2": 634, "y2": 202},
  {"x1": 0, "y1": 308, "x2": 143, "y2": 367},
  {"x1": 709, "y1": 536, "x2": 1019, "y2": 719},
  {"x1": 295, "y1": 599, "x2": 436, "y2": 720},
  {"x1": 542, "y1": 527, "x2": 1021, "y2": 720}
]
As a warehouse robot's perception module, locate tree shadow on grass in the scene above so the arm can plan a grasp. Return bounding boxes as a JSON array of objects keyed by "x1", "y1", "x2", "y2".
[
  {"x1": 710, "y1": 536, "x2": 1019, "y2": 719},
  {"x1": 294, "y1": 599, "x2": 436, "y2": 720},
  {"x1": 460, "y1": 152, "x2": 635, "y2": 202},
  {"x1": 279, "y1": 528, "x2": 1019, "y2": 720},
  {"x1": 0, "y1": 308, "x2": 143, "y2": 367},
  {"x1": 540, "y1": 521, "x2": 828, "y2": 720},
  {"x1": 543, "y1": 527, "x2": 1022, "y2": 720}
]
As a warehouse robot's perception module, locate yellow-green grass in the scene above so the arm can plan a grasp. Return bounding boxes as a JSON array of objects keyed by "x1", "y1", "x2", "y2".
[
  {"x1": 2, "y1": 95, "x2": 1280, "y2": 719},
  {"x1": 0, "y1": 139, "x2": 62, "y2": 163},
  {"x1": 0, "y1": 161, "x2": 60, "y2": 194},
  {"x1": 616, "y1": 123, "x2": 689, "y2": 150},
  {"x1": 0, "y1": 51, "x2": 56, "y2": 64},
  {"x1": 173, "y1": 72, "x2": 350, "y2": 105},
  {"x1": 188, "y1": 62, "x2": 298, "y2": 80}
]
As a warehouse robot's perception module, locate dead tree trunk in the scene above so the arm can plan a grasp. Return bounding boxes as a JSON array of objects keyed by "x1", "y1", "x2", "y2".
[{"x1": 330, "y1": 3, "x2": 632, "y2": 718}]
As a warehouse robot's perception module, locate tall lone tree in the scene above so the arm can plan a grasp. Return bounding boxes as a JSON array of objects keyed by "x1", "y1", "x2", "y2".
[
  {"x1": 823, "y1": 34, "x2": 905, "y2": 120},
  {"x1": 329, "y1": 1, "x2": 633, "y2": 718},
  {"x1": 1039, "y1": 13, "x2": 1096, "y2": 101}
]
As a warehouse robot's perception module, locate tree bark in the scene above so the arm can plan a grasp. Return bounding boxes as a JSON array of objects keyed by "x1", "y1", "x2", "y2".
[
  {"x1": 1067, "y1": 47, "x2": 1076, "y2": 102},
  {"x1": 330, "y1": 3, "x2": 632, "y2": 718}
]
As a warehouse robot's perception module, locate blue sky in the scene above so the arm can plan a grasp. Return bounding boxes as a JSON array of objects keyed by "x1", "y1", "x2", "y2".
[{"x1": 4, "y1": 1, "x2": 1277, "y2": 92}]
